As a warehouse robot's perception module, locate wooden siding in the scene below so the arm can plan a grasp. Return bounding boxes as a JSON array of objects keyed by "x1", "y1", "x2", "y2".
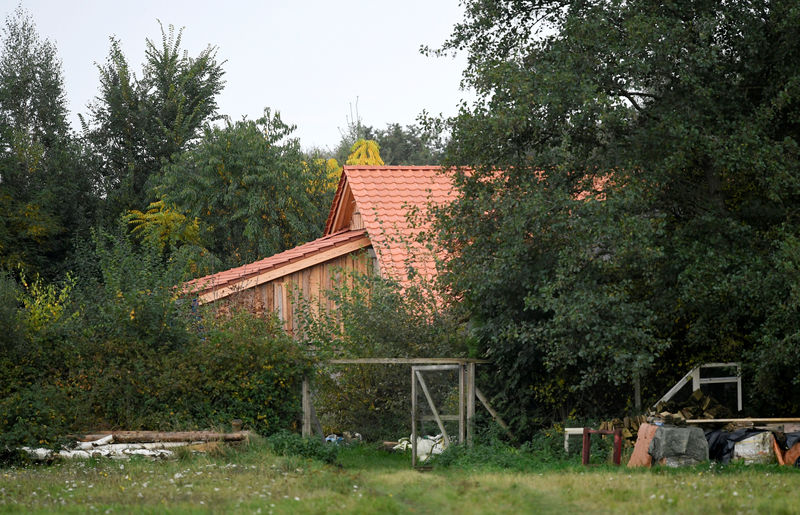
[{"x1": 216, "y1": 247, "x2": 373, "y2": 334}]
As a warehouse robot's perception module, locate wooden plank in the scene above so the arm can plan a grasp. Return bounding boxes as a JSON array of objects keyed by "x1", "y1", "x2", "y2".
[
  {"x1": 415, "y1": 370, "x2": 450, "y2": 446},
  {"x1": 459, "y1": 363, "x2": 465, "y2": 444},
  {"x1": 699, "y1": 376, "x2": 740, "y2": 384},
  {"x1": 329, "y1": 178, "x2": 353, "y2": 234},
  {"x1": 266, "y1": 278, "x2": 274, "y2": 312},
  {"x1": 302, "y1": 269, "x2": 311, "y2": 300},
  {"x1": 329, "y1": 358, "x2": 488, "y2": 365},
  {"x1": 77, "y1": 431, "x2": 251, "y2": 443},
  {"x1": 259, "y1": 284, "x2": 268, "y2": 317},
  {"x1": 284, "y1": 280, "x2": 293, "y2": 334},
  {"x1": 421, "y1": 415, "x2": 460, "y2": 421},
  {"x1": 467, "y1": 362, "x2": 476, "y2": 447},
  {"x1": 309, "y1": 392, "x2": 323, "y2": 437},
  {"x1": 475, "y1": 387, "x2": 515, "y2": 440},
  {"x1": 274, "y1": 283, "x2": 284, "y2": 327},
  {"x1": 654, "y1": 367, "x2": 696, "y2": 408},
  {"x1": 686, "y1": 418, "x2": 800, "y2": 424},
  {"x1": 411, "y1": 366, "x2": 417, "y2": 467},
  {"x1": 198, "y1": 236, "x2": 371, "y2": 304}
]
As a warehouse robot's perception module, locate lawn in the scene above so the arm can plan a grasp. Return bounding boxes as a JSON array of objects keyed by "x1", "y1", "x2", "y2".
[{"x1": 1, "y1": 439, "x2": 798, "y2": 514}]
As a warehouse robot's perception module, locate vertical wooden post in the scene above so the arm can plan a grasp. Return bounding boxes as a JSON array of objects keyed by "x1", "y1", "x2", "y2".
[
  {"x1": 736, "y1": 364, "x2": 743, "y2": 412},
  {"x1": 691, "y1": 366, "x2": 701, "y2": 391},
  {"x1": 411, "y1": 366, "x2": 417, "y2": 467},
  {"x1": 467, "y1": 362, "x2": 476, "y2": 447},
  {"x1": 458, "y1": 363, "x2": 465, "y2": 444},
  {"x1": 302, "y1": 376, "x2": 311, "y2": 438},
  {"x1": 613, "y1": 429, "x2": 622, "y2": 465},
  {"x1": 581, "y1": 427, "x2": 591, "y2": 465}
]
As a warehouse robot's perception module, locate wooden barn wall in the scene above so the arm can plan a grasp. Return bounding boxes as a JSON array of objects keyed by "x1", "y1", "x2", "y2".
[{"x1": 217, "y1": 248, "x2": 372, "y2": 334}]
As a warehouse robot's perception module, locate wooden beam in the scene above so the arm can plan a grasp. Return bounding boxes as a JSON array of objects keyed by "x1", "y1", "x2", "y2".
[
  {"x1": 458, "y1": 364, "x2": 465, "y2": 444},
  {"x1": 467, "y1": 362, "x2": 476, "y2": 447},
  {"x1": 415, "y1": 370, "x2": 450, "y2": 446},
  {"x1": 420, "y1": 415, "x2": 461, "y2": 421},
  {"x1": 77, "y1": 431, "x2": 250, "y2": 443},
  {"x1": 329, "y1": 178, "x2": 354, "y2": 234},
  {"x1": 198, "y1": 236, "x2": 371, "y2": 304},
  {"x1": 686, "y1": 418, "x2": 800, "y2": 424},
  {"x1": 328, "y1": 358, "x2": 489, "y2": 365},
  {"x1": 411, "y1": 366, "x2": 417, "y2": 467},
  {"x1": 475, "y1": 387, "x2": 515, "y2": 440}
]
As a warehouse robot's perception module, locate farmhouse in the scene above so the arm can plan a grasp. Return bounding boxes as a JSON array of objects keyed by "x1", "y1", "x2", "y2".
[{"x1": 184, "y1": 165, "x2": 456, "y2": 333}]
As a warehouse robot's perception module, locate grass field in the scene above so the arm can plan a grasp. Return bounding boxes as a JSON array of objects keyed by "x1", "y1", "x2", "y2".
[{"x1": 1, "y1": 438, "x2": 798, "y2": 514}]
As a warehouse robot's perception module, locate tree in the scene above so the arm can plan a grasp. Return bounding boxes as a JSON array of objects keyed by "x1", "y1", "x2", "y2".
[
  {"x1": 159, "y1": 110, "x2": 333, "y2": 269},
  {"x1": 346, "y1": 138, "x2": 384, "y2": 165},
  {"x1": 82, "y1": 23, "x2": 225, "y2": 225},
  {"x1": 0, "y1": 7, "x2": 95, "y2": 279},
  {"x1": 433, "y1": 0, "x2": 800, "y2": 429},
  {"x1": 370, "y1": 123, "x2": 443, "y2": 165}
]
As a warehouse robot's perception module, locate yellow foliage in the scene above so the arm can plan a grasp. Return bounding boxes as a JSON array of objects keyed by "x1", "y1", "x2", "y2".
[
  {"x1": 303, "y1": 158, "x2": 342, "y2": 197},
  {"x1": 346, "y1": 139, "x2": 384, "y2": 165},
  {"x1": 19, "y1": 275, "x2": 77, "y2": 336},
  {"x1": 126, "y1": 200, "x2": 201, "y2": 250}
]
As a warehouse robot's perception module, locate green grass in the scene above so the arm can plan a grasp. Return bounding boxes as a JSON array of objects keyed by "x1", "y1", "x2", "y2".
[{"x1": 1, "y1": 438, "x2": 798, "y2": 514}]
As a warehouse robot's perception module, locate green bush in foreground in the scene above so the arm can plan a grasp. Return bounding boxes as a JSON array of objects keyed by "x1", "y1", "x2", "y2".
[
  {"x1": 0, "y1": 233, "x2": 311, "y2": 460},
  {"x1": 266, "y1": 431, "x2": 338, "y2": 464}
]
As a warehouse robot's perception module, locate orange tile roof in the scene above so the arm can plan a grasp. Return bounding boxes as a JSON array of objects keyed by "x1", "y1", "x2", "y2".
[
  {"x1": 329, "y1": 166, "x2": 457, "y2": 286},
  {"x1": 185, "y1": 229, "x2": 369, "y2": 298},
  {"x1": 185, "y1": 166, "x2": 457, "y2": 303}
]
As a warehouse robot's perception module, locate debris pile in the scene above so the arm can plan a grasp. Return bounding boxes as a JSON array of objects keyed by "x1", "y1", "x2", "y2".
[
  {"x1": 392, "y1": 434, "x2": 446, "y2": 461},
  {"x1": 649, "y1": 389, "x2": 733, "y2": 426},
  {"x1": 596, "y1": 415, "x2": 648, "y2": 446},
  {"x1": 23, "y1": 430, "x2": 251, "y2": 461}
]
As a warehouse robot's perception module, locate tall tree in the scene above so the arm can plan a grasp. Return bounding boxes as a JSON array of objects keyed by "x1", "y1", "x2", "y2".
[
  {"x1": 0, "y1": 7, "x2": 94, "y2": 278},
  {"x1": 433, "y1": 0, "x2": 800, "y2": 429},
  {"x1": 159, "y1": 110, "x2": 333, "y2": 269},
  {"x1": 82, "y1": 23, "x2": 225, "y2": 224},
  {"x1": 371, "y1": 123, "x2": 443, "y2": 165},
  {"x1": 346, "y1": 138, "x2": 384, "y2": 165}
]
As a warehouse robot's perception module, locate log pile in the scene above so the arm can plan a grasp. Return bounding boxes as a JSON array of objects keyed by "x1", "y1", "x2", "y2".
[
  {"x1": 595, "y1": 391, "x2": 734, "y2": 448},
  {"x1": 649, "y1": 389, "x2": 733, "y2": 426},
  {"x1": 597, "y1": 415, "x2": 649, "y2": 446},
  {"x1": 77, "y1": 430, "x2": 251, "y2": 443},
  {"x1": 24, "y1": 431, "x2": 251, "y2": 461}
]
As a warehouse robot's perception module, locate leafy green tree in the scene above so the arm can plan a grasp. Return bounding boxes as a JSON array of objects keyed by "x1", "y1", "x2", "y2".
[
  {"x1": 159, "y1": 110, "x2": 333, "y2": 269},
  {"x1": 433, "y1": 0, "x2": 800, "y2": 429},
  {"x1": 0, "y1": 7, "x2": 95, "y2": 279},
  {"x1": 371, "y1": 123, "x2": 443, "y2": 165},
  {"x1": 82, "y1": 23, "x2": 225, "y2": 225}
]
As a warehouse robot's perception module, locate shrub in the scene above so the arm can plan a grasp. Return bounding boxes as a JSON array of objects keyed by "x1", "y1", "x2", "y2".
[
  {"x1": 0, "y1": 231, "x2": 313, "y2": 460},
  {"x1": 158, "y1": 311, "x2": 311, "y2": 434},
  {"x1": 266, "y1": 430, "x2": 338, "y2": 464},
  {"x1": 297, "y1": 272, "x2": 469, "y2": 441}
]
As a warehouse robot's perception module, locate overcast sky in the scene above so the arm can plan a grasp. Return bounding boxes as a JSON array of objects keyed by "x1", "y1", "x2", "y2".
[{"x1": 9, "y1": 0, "x2": 470, "y2": 150}]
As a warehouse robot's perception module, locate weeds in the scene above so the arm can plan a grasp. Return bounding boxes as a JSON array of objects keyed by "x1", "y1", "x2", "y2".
[{"x1": 265, "y1": 431, "x2": 338, "y2": 464}]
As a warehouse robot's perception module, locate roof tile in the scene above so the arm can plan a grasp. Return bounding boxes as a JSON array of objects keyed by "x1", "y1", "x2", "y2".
[
  {"x1": 184, "y1": 229, "x2": 368, "y2": 296},
  {"x1": 340, "y1": 165, "x2": 456, "y2": 287}
]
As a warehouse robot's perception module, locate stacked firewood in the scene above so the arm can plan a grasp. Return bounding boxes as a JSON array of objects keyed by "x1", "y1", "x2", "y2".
[
  {"x1": 648, "y1": 389, "x2": 733, "y2": 426},
  {"x1": 595, "y1": 391, "x2": 733, "y2": 447},
  {"x1": 597, "y1": 415, "x2": 649, "y2": 446}
]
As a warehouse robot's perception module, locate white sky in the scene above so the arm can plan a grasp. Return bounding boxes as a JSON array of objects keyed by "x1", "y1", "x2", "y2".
[{"x1": 10, "y1": 0, "x2": 469, "y2": 150}]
